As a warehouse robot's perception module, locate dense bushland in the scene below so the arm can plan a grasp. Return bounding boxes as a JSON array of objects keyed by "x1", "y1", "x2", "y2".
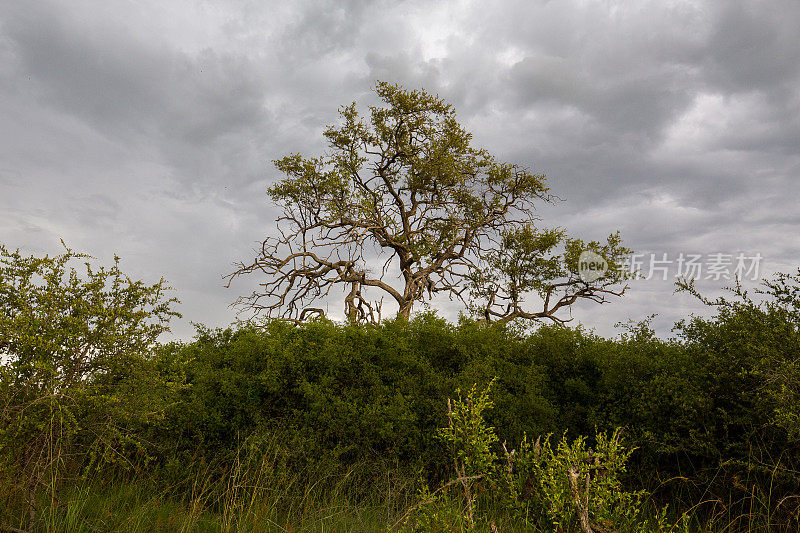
[
  {"x1": 1, "y1": 245, "x2": 799, "y2": 531},
  {"x1": 155, "y1": 314, "x2": 799, "y2": 528}
]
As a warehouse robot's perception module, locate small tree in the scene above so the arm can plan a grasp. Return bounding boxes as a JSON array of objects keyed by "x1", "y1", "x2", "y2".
[
  {"x1": 228, "y1": 81, "x2": 630, "y2": 324},
  {"x1": 0, "y1": 243, "x2": 179, "y2": 528},
  {"x1": 439, "y1": 380, "x2": 499, "y2": 528}
]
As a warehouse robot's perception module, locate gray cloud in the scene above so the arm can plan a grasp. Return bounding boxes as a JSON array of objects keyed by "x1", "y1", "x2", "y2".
[{"x1": 1, "y1": 0, "x2": 798, "y2": 339}]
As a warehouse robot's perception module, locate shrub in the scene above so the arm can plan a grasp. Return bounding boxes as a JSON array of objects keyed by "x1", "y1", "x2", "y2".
[{"x1": 0, "y1": 243, "x2": 179, "y2": 528}]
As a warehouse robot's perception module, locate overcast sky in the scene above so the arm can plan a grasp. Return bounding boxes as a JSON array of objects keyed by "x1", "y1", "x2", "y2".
[{"x1": 2, "y1": 0, "x2": 799, "y2": 340}]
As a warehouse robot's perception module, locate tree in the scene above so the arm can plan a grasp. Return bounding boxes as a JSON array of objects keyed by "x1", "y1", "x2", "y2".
[
  {"x1": 228, "y1": 82, "x2": 630, "y2": 324},
  {"x1": 0, "y1": 243, "x2": 179, "y2": 528}
]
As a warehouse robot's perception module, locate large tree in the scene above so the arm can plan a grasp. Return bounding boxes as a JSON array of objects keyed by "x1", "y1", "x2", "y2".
[{"x1": 229, "y1": 82, "x2": 630, "y2": 324}]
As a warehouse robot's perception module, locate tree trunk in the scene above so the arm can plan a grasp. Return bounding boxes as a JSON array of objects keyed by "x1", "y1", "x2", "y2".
[{"x1": 397, "y1": 300, "x2": 413, "y2": 320}]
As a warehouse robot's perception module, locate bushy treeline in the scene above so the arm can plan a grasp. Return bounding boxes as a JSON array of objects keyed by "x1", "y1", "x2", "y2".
[
  {"x1": 1, "y1": 244, "x2": 799, "y2": 530},
  {"x1": 156, "y1": 311, "x2": 799, "y2": 523}
]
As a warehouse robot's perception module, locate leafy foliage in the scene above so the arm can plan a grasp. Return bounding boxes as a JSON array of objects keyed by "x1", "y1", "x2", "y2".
[
  {"x1": 0, "y1": 243, "x2": 177, "y2": 388},
  {"x1": 406, "y1": 384, "x2": 660, "y2": 532},
  {"x1": 529, "y1": 429, "x2": 658, "y2": 532},
  {"x1": 228, "y1": 81, "x2": 630, "y2": 324},
  {"x1": 2, "y1": 241, "x2": 800, "y2": 530},
  {"x1": 0, "y1": 244, "x2": 179, "y2": 529}
]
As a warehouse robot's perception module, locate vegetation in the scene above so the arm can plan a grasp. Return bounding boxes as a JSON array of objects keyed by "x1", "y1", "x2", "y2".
[
  {"x1": 2, "y1": 244, "x2": 799, "y2": 531},
  {"x1": 227, "y1": 82, "x2": 630, "y2": 324},
  {"x1": 0, "y1": 243, "x2": 179, "y2": 530}
]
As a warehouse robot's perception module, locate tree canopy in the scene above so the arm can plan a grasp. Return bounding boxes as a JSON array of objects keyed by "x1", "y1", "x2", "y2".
[
  {"x1": 229, "y1": 82, "x2": 630, "y2": 324},
  {"x1": 0, "y1": 243, "x2": 179, "y2": 390}
]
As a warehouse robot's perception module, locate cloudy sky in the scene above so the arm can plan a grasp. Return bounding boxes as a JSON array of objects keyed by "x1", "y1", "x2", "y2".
[{"x1": 1, "y1": 0, "x2": 799, "y2": 339}]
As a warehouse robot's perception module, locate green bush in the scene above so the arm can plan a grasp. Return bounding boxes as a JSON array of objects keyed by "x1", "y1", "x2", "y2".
[
  {"x1": 0, "y1": 244, "x2": 179, "y2": 529},
  {"x1": 405, "y1": 382, "x2": 662, "y2": 532},
  {"x1": 3, "y1": 242, "x2": 799, "y2": 530},
  {"x1": 147, "y1": 305, "x2": 799, "y2": 526}
]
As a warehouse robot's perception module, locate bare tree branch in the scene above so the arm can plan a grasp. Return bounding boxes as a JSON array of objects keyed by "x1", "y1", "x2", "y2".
[{"x1": 227, "y1": 82, "x2": 630, "y2": 324}]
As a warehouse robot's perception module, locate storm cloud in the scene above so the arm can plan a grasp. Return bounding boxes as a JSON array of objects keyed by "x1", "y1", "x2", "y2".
[{"x1": 1, "y1": 0, "x2": 798, "y2": 338}]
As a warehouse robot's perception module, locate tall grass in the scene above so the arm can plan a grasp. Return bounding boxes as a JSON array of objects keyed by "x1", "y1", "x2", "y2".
[
  {"x1": 2, "y1": 434, "x2": 423, "y2": 532},
  {"x1": 4, "y1": 451, "x2": 798, "y2": 531}
]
